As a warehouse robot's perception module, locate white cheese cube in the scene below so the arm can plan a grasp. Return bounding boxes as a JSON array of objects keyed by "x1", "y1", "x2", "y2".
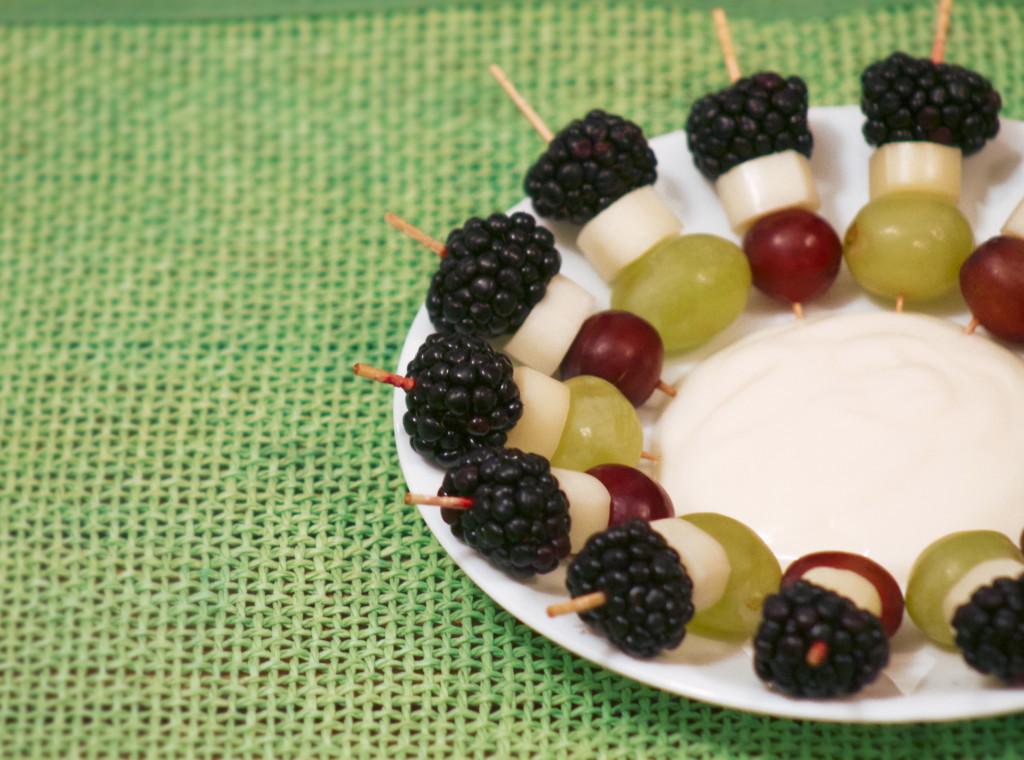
[
  {"x1": 941, "y1": 557, "x2": 1024, "y2": 625},
  {"x1": 504, "y1": 365, "x2": 570, "y2": 460},
  {"x1": 576, "y1": 185, "x2": 682, "y2": 283},
  {"x1": 868, "y1": 141, "x2": 961, "y2": 204},
  {"x1": 649, "y1": 517, "x2": 731, "y2": 613},
  {"x1": 551, "y1": 467, "x2": 612, "y2": 554},
  {"x1": 800, "y1": 566, "x2": 883, "y2": 618},
  {"x1": 502, "y1": 274, "x2": 595, "y2": 376},
  {"x1": 714, "y1": 150, "x2": 820, "y2": 232}
]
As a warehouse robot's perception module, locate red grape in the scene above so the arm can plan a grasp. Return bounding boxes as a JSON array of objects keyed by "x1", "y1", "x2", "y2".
[
  {"x1": 742, "y1": 208, "x2": 842, "y2": 305},
  {"x1": 960, "y1": 236, "x2": 1024, "y2": 343},
  {"x1": 559, "y1": 310, "x2": 664, "y2": 406},
  {"x1": 586, "y1": 463, "x2": 674, "y2": 524},
  {"x1": 782, "y1": 551, "x2": 905, "y2": 637}
]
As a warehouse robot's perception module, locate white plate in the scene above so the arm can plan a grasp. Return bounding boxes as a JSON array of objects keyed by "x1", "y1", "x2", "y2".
[{"x1": 392, "y1": 106, "x2": 1024, "y2": 723}]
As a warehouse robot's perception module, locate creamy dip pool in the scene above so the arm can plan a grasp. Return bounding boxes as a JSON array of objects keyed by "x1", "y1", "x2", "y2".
[{"x1": 654, "y1": 312, "x2": 1024, "y2": 585}]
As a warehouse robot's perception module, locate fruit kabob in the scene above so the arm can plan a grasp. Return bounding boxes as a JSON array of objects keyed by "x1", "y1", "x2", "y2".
[
  {"x1": 752, "y1": 551, "x2": 905, "y2": 698},
  {"x1": 404, "y1": 447, "x2": 677, "y2": 577},
  {"x1": 843, "y1": 0, "x2": 1002, "y2": 311},
  {"x1": 684, "y1": 8, "x2": 843, "y2": 319},
  {"x1": 384, "y1": 210, "x2": 677, "y2": 406},
  {"x1": 907, "y1": 529, "x2": 1024, "y2": 683},
  {"x1": 490, "y1": 64, "x2": 681, "y2": 284},
  {"x1": 492, "y1": 65, "x2": 752, "y2": 354},
  {"x1": 354, "y1": 330, "x2": 656, "y2": 473},
  {"x1": 545, "y1": 512, "x2": 782, "y2": 656}
]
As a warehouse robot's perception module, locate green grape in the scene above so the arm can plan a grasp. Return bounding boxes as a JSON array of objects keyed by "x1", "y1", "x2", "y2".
[
  {"x1": 906, "y1": 530, "x2": 1024, "y2": 649},
  {"x1": 549, "y1": 376, "x2": 642, "y2": 472},
  {"x1": 843, "y1": 192, "x2": 973, "y2": 302},
  {"x1": 610, "y1": 234, "x2": 751, "y2": 354},
  {"x1": 681, "y1": 512, "x2": 781, "y2": 641}
]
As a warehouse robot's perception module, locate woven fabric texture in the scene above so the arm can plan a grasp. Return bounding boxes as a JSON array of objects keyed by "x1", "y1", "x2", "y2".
[{"x1": 2, "y1": 1, "x2": 1024, "y2": 758}]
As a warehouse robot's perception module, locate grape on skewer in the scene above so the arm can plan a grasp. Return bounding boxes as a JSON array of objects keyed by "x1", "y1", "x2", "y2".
[
  {"x1": 560, "y1": 310, "x2": 676, "y2": 406},
  {"x1": 960, "y1": 203, "x2": 1024, "y2": 342}
]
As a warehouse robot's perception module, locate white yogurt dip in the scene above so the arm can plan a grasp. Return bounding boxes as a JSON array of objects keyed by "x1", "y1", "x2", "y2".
[{"x1": 654, "y1": 311, "x2": 1024, "y2": 585}]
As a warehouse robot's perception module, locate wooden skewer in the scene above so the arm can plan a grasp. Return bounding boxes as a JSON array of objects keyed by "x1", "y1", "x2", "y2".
[
  {"x1": 489, "y1": 64, "x2": 555, "y2": 143},
  {"x1": 964, "y1": 316, "x2": 980, "y2": 335},
  {"x1": 547, "y1": 591, "x2": 608, "y2": 617},
  {"x1": 806, "y1": 640, "x2": 829, "y2": 668},
  {"x1": 641, "y1": 451, "x2": 659, "y2": 462},
  {"x1": 353, "y1": 363, "x2": 416, "y2": 391},
  {"x1": 385, "y1": 212, "x2": 447, "y2": 257},
  {"x1": 712, "y1": 8, "x2": 742, "y2": 84},
  {"x1": 895, "y1": 295, "x2": 906, "y2": 314},
  {"x1": 656, "y1": 380, "x2": 677, "y2": 398},
  {"x1": 792, "y1": 302, "x2": 805, "y2": 320},
  {"x1": 405, "y1": 493, "x2": 474, "y2": 508},
  {"x1": 931, "y1": 0, "x2": 954, "y2": 64}
]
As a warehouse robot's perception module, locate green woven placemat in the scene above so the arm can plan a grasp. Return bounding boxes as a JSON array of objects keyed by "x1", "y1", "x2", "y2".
[
  {"x1": 0, "y1": 0, "x2": 939, "y2": 22},
  {"x1": 2, "y1": 2, "x2": 1024, "y2": 758}
]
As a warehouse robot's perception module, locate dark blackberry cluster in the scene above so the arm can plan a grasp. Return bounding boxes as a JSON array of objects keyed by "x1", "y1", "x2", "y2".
[
  {"x1": 524, "y1": 110, "x2": 657, "y2": 225},
  {"x1": 952, "y1": 573, "x2": 1024, "y2": 683},
  {"x1": 754, "y1": 581, "x2": 889, "y2": 698},
  {"x1": 438, "y1": 447, "x2": 571, "y2": 577},
  {"x1": 861, "y1": 51, "x2": 1001, "y2": 156},
  {"x1": 402, "y1": 332, "x2": 522, "y2": 468},
  {"x1": 427, "y1": 212, "x2": 560, "y2": 338},
  {"x1": 566, "y1": 520, "x2": 693, "y2": 658},
  {"x1": 685, "y1": 72, "x2": 813, "y2": 182}
]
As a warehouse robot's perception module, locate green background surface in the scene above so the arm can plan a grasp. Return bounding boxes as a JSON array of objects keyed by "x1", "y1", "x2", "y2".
[{"x1": 2, "y1": 0, "x2": 1024, "y2": 758}]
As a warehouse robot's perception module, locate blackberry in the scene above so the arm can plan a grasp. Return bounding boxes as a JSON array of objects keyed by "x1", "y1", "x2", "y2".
[
  {"x1": 524, "y1": 110, "x2": 657, "y2": 225},
  {"x1": 753, "y1": 581, "x2": 889, "y2": 698},
  {"x1": 438, "y1": 447, "x2": 571, "y2": 577},
  {"x1": 686, "y1": 72, "x2": 813, "y2": 182},
  {"x1": 401, "y1": 332, "x2": 522, "y2": 468},
  {"x1": 566, "y1": 519, "x2": 693, "y2": 658},
  {"x1": 426, "y1": 212, "x2": 560, "y2": 338},
  {"x1": 860, "y1": 51, "x2": 1001, "y2": 156},
  {"x1": 952, "y1": 573, "x2": 1024, "y2": 683}
]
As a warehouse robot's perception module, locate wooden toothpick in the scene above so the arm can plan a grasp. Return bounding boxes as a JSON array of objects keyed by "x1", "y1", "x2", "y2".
[
  {"x1": 489, "y1": 64, "x2": 555, "y2": 143},
  {"x1": 547, "y1": 591, "x2": 608, "y2": 617},
  {"x1": 713, "y1": 8, "x2": 742, "y2": 84},
  {"x1": 404, "y1": 493, "x2": 474, "y2": 509},
  {"x1": 930, "y1": 0, "x2": 954, "y2": 64},
  {"x1": 384, "y1": 212, "x2": 448, "y2": 257},
  {"x1": 353, "y1": 363, "x2": 416, "y2": 391},
  {"x1": 656, "y1": 381, "x2": 677, "y2": 398}
]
